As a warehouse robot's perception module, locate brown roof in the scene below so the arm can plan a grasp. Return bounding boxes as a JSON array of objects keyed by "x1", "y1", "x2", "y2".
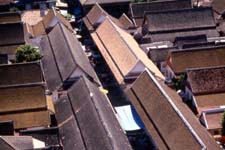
[
  {"x1": 0, "y1": 84, "x2": 50, "y2": 129},
  {"x1": 92, "y1": 18, "x2": 164, "y2": 84},
  {"x1": 24, "y1": 8, "x2": 72, "y2": 38},
  {"x1": 0, "y1": 136, "x2": 34, "y2": 149},
  {"x1": 0, "y1": 61, "x2": 43, "y2": 87},
  {"x1": 0, "y1": 0, "x2": 12, "y2": 5},
  {"x1": 42, "y1": 8, "x2": 73, "y2": 31},
  {"x1": 84, "y1": 3, "x2": 132, "y2": 31},
  {"x1": 205, "y1": 111, "x2": 223, "y2": 130},
  {"x1": 0, "y1": 12, "x2": 21, "y2": 23},
  {"x1": 118, "y1": 13, "x2": 134, "y2": 29},
  {"x1": 169, "y1": 46, "x2": 225, "y2": 74},
  {"x1": 187, "y1": 66, "x2": 225, "y2": 94},
  {"x1": 212, "y1": 0, "x2": 225, "y2": 14},
  {"x1": 80, "y1": 0, "x2": 130, "y2": 6},
  {"x1": 22, "y1": 10, "x2": 48, "y2": 25},
  {"x1": 195, "y1": 93, "x2": 225, "y2": 108},
  {"x1": 0, "y1": 110, "x2": 50, "y2": 129},
  {"x1": 126, "y1": 70, "x2": 221, "y2": 150}
]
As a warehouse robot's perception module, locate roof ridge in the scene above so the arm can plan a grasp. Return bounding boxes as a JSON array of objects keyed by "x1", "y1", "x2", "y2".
[{"x1": 145, "y1": 69, "x2": 206, "y2": 149}]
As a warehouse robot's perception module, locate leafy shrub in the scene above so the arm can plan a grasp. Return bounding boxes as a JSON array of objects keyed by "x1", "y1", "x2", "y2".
[
  {"x1": 15, "y1": 45, "x2": 41, "y2": 63},
  {"x1": 221, "y1": 111, "x2": 225, "y2": 136}
]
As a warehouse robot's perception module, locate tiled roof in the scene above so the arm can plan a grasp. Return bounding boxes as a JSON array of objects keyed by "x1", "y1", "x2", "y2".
[
  {"x1": 80, "y1": 0, "x2": 130, "y2": 5},
  {"x1": 0, "y1": 0, "x2": 12, "y2": 5},
  {"x1": 144, "y1": 7, "x2": 219, "y2": 42},
  {"x1": 92, "y1": 18, "x2": 164, "y2": 84},
  {"x1": 40, "y1": 23, "x2": 100, "y2": 91},
  {"x1": 0, "y1": 84, "x2": 50, "y2": 129},
  {"x1": 195, "y1": 93, "x2": 225, "y2": 108},
  {"x1": 130, "y1": 0, "x2": 192, "y2": 26},
  {"x1": 169, "y1": 46, "x2": 225, "y2": 74},
  {"x1": 126, "y1": 70, "x2": 221, "y2": 150},
  {"x1": 0, "y1": 136, "x2": 34, "y2": 149},
  {"x1": 205, "y1": 111, "x2": 223, "y2": 130},
  {"x1": 212, "y1": 0, "x2": 225, "y2": 14},
  {"x1": 130, "y1": 0, "x2": 191, "y2": 18},
  {"x1": 0, "y1": 12, "x2": 21, "y2": 23},
  {"x1": 0, "y1": 22, "x2": 25, "y2": 46},
  {"x1": 84, "y1": 3, "x2": 133, "y2": 31},
  {"x1": 22, "y1": 10, "x2": 47, "y2": 25},
  {"x1": 55, "y1": 76, "x2": 132, "y2": 150},
  {"x1": 0, "y1": 61, "x2": 43, "y2": 87},
  {"x1": 187, "y1": 66, "x2": 225, "y2": 94}
]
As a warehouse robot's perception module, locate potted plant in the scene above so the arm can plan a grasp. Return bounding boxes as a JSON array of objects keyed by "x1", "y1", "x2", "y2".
[{"x1": 15, "y1": 45, "x2": 41, "y2": 63}]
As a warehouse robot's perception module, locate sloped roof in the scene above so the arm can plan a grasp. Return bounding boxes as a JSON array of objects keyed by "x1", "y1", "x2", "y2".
[
  {"x1": 92, "y1": 18, "x2": 164, "y2": 83},
  {"x1": 125, "y1": 70, "x2": 221, "y2": 150},
  {"x1": 0, "y1": 22, "x2": 25, "y2": 46},
  {"x1": 39, "y1": 35, "x2": 62, "y2": 92},
  {"x1": 0, "y1": 0, "x2": 12, "y2": 5},
  {"x1": 80, "y1": 0, "x2": 130, "y2": 6},
  {"x1": 84, "y1": 3, "x2": 133, "y2": 31},
  {"x1": 42, "y1": 8, "x2": 73, "y2": 31},
  {"x1": 130, "y1": 0, "x2": 192, "y2": 18},
  {"x1": 169, "y1": 46, "x2": 225, "y2": 74},
  {"x1": 144, "y1": 7, "x2": 218, "y2": 42},
  {"x1": 146, "y1": 7, "x2": 215, "y2": 33},
  {"x1": 25, "y1": 8, "x2": 72, "y2": 38},
  {"x1": 54, "y1": 94, "x2": 86, "y2": 150},
  {"x1": 145, "y1": 28, "x2": 219, "y2": 43},
  {"x1": 40, "y1": 23, "x2": 99, "y2": 91},
  {"x1": 0, "y1": 12, "x2": 21, "y2": 23},
  {"x1": 187, "y1": 66, "x2": 225, "y2": 95},
  {"x1": 195, "y1": 93, "x2": 225, "y2": 108},
  {"x1": 55, "y1": 76, "x2": 132, "y2": 150},
  {"x1": 22, "y1": 10, "x2": 48, "y2": 26},
  {"x1": 202, "y1": 109, "x2": 223, "y2": 130},
  {"x1": 0, "y1": 136, "x2": 34, "y2": 150},
  {"x1": 118, "y1": 13, "x2": 134, "y2": 29},
  {"x1": 212, "y1": 0, "x2": 225, "y2": 14},
  {"x1": 0, "y1": 61, "x2": 43, "y2": 87},
  {"x1": 0, "y1": 84, "x2": 50, "y2": 129}
]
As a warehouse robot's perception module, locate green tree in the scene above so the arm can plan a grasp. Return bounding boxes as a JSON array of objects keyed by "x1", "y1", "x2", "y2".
[
  {"x1": 15, "y1": 45, "x2": 41, "y2": 63},
  {"x1": 221, "y1": 111, "x2": 225, "y2": 136}
]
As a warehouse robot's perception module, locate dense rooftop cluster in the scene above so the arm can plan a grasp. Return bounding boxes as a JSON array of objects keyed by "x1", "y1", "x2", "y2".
[{"x1": 0, "y1": 0, "x2": 225, "y2": 149}]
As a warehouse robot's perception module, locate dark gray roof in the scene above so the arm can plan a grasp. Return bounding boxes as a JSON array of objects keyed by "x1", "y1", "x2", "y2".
[
  {"x1": 19, "y1": 127, "x2": 60, "y2": 147},
  {"x1": 0, "y1": 22, "x2": 25, "y2": 46},
  {"x1": 68, "y1": 76, "x2": 132, "y2": 150},
  {"x1": 0, "y1": 61, "x2": 43, "y2": 87},
  {"x1": 174, "y1": 34, "x2": 207, "y2": 49},
  {"x1": 144, "y1": 28, "x2": 219, "y2": 43},
  {"x1": 145, "y1": 7, "x2": 216, "y2": 33},
  {"x1": 40, "y1": 35, "x2": 62, "y2": 92},
  {"x1": 55, "y1": 76, "x2": 132, "y2": 150},
  {"x1": 55, "y1": 94, "x2": 85, "y2": 150},
  {"x1": 40, "y1": 23, "x2": 99, "y2": 91},
  {"x1": 144, "y1": 7, "x2": 218, "y2": 42},
  {"x1": 130, "y1": 0, "x2": 192, "y2": 18}
]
